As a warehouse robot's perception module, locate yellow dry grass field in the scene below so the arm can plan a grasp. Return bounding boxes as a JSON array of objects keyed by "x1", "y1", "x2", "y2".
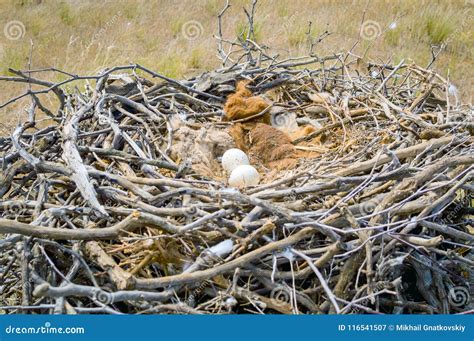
[{"x1": 0, "y1": 0, "x2": 472, "y2": 133}]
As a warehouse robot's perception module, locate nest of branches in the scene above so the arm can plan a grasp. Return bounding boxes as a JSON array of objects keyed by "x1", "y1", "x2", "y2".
[{"x1": 0, "y1": 3, "x2": 473, "y2": 315}]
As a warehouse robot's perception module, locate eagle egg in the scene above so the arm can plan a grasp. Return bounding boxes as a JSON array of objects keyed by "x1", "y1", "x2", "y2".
[
  {"x1": 228, "y1": 165, "x2": 260, "y2": 188},
  {"x1": 221, "y1": 148, "x2": 250, "y2": 173}
]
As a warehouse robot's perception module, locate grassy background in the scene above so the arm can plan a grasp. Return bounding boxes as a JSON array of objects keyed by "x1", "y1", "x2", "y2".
[{"x1": 0, "y1": 0, "x2": 472, "y2": 131}]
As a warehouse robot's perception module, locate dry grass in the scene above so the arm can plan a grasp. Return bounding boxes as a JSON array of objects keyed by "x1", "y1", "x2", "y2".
[{"x1": 0, "y1": 0, "x2": 472, "y2": 130}]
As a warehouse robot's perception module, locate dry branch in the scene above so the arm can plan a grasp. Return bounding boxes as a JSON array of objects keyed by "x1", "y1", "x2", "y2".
[{"x1": 0, "y1": 4, "x2": 472, "y2": 315}]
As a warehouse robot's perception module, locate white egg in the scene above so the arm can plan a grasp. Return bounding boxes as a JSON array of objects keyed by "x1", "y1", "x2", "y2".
[
  {"x1": 221, "y1": 148, "x2": 250, "y2": 173},
  {"x1": 228, "y1": 165, "x2": 260, "y2": 188}
]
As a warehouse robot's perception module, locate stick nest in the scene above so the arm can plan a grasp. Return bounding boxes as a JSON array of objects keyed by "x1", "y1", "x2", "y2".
[{"x1": 0, "y1": 48, "x2": 473, "y2": 315}]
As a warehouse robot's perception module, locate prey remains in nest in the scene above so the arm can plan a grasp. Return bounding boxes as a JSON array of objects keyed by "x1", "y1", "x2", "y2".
[
  {"x1": 223, "y1": 80, "x2": 270, "y2": 121},
  {"x1": 229, "y1": 123, "x2": 298, "y2": 170}
]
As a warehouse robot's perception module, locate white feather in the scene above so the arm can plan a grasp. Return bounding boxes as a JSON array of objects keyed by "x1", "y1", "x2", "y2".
[{"x1": 208, "y1": 239, "x2": 234, "y2": 258}]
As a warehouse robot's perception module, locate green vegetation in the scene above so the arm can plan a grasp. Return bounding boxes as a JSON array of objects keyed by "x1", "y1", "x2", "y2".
[
  {"x1": 287, "y1": 25, "x2": 308, "y2": 47},
  {"x1": 424, "y1": 13, "x2": 455, "y2": 44},
  {"x1": 58, "y1": 2, "x2": 73, "y2": 26},
  {"x1": 235, "y1": 21, "x2": 262, "y2": 42},
  {"x1": 0, "y1": 0, "x2": 472, "y2": 121}
]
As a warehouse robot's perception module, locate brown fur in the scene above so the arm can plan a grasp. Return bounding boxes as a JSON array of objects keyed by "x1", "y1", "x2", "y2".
[
  {"x1": 288, "y1": 125, "x2": 316, "y2": 141},
  {"x1": 228, "y1": 123, "x2": 250, "y2": 152},
  {"x1": 250, "y1": 124, "x2": 296, "y2": 162},
  {"x1": 228, "y1": 122, "x2": 321, "y2": 170},
  {"x1": 223, "y1": 81, "x2": 270, "y2": 121}
]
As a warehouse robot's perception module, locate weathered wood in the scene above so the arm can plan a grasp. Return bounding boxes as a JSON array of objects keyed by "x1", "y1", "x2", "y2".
[{"x1": 0, "y1": 11, "x2": 472, "y2": 314}]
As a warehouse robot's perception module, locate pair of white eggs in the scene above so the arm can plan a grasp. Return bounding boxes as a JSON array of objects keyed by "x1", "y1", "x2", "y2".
[{"x1": 221, "y1": 148, "x2": 260, "y2": 188}]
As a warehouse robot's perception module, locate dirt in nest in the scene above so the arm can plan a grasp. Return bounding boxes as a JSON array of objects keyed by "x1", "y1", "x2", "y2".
[
  {"x1": 170, "y1": 119, "x2": 234, "y2": 179},
  {"x1": 170, "y1": 114, "x2": 320, "y2": 181}
]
